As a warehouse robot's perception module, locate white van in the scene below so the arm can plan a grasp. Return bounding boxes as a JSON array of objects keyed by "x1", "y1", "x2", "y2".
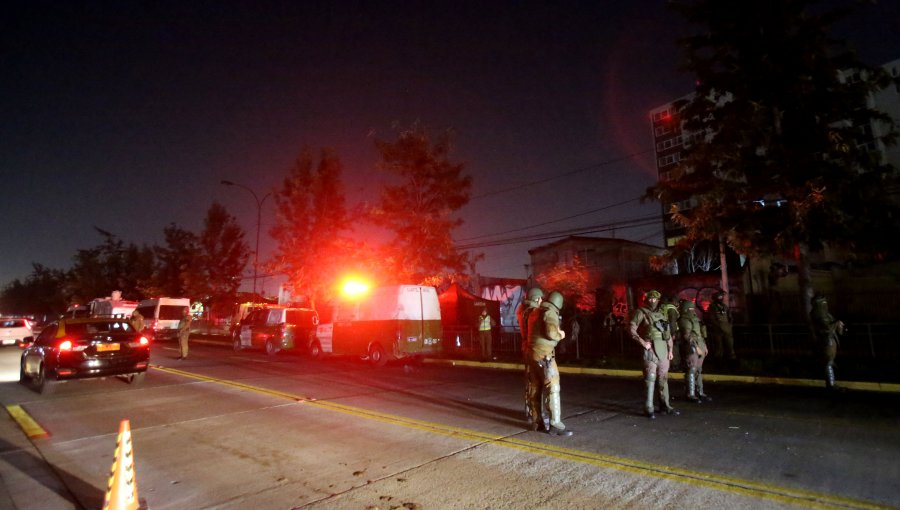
[
  {"x1": 312, "y1": 285, "x2": 443, "y2": 366},
  {"x1": 135, "y1": 297, "x2": 190, "y2": 340}
]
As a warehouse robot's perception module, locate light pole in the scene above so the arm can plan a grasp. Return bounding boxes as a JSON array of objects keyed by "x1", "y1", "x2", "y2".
[{"x1": 221, "y1": 180, "x2": 272, "y2": 297}]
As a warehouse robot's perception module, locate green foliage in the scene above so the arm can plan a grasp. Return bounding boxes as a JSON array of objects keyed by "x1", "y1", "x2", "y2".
[
  {"x1": 269, "y1": 148, "x2": 369, "y2": 305},
  {"x1": 368, "y1": 126, "x2": 478, "y2": 286},
  {"x1": 184, "y1": 202, "x2": 250, "y2": 310},
  {"x1": 0, "y1": 264, "x2": 69, "y2": 317},
  {"x1": 152, "y1": 223, "x2": 199, "y2": 297},
  {"x1": 654, "y1": 0, "x2": 899, "y2": 264}
]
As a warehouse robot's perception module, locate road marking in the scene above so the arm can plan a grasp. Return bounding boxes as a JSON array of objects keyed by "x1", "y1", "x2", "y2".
[
  {"x1": 150, "y1": 365, "x2": 892, "y2": 510},
  {"x1": 425, "y1": 359, "x2": 900, "y2": 393},
  {"x1": 6, "y1": 405, "x2": 48, "y2": 439}
]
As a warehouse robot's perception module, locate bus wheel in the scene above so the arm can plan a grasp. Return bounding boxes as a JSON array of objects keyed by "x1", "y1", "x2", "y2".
[
  {"x1": 369, "y1": 343, "x2": 387, "y2": 367},
  {"x1": 309, "y1": 340, "x2": 322, "y2": 360}
]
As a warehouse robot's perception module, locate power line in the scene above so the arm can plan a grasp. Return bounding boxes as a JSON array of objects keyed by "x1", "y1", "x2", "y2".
[
  {"x1": 470, "y1": 150, "x2": 652, "y2": 200},
  {"x1": 456, "y1": 196, "x2": 642, "y2": 242},
  {"x1": 456, "y1": 214, "x2": 662, "y2": 250}
]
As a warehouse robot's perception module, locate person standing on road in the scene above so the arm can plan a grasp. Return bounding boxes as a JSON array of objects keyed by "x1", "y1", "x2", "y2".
[
  {"x1": 177, "y1": 306, "x2": 192, "y2": 360},
  {"x1": 131, "y1": 309, "x2": 144, "y2": 335},
  {"x1": 527, "y1": 291, "x2": 573, "y2": 436},
  {"x1": 660, "y1": 295, "x2": 681, "y2": 369},
  {"x1": 678, "y1": 299, "x2": 710, "y2": 402},
  {"x1": 477, "y1": 308, "x2": 496, "y2": 361},
  {"x1": 810, "y1": 294, "x2": 845, "y2": 390},
  {"x1": 517, "y1": 287, "x2": 545, "y2": 430},
  {"x1": 706, "y1": 291, "x2": 736, "y2": 363},
  {"x1": 630, "y1": 290, "x2": 679, "y2": 419}
]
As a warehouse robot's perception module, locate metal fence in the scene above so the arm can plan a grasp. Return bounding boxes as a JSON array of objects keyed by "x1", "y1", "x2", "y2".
[{"x1": 442, "y1": 323, "x2": 900, "y2": 363}]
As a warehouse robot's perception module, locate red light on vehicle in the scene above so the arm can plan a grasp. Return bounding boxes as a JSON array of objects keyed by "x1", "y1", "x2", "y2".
[
  {"x1": 58, "y1": 339, "x2": 73, "y2": 351},
  {"x1": 57, "y1": 368, "x2": 75, "y2": 376},
  {"x1": 135, "y1": 362, "x2": 148, "y2": 370},
  {"x1": 139, "y1": 336, "x2": 150, "y2": 345}
]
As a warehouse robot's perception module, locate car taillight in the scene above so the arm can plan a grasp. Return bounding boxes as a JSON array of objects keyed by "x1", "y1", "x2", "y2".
[
  {"x1": 139, "y1": 336, "x2": 149, "y2": 345},
  {"x1": 58, "y1": 339, "x2": 73, "y2": 351}
]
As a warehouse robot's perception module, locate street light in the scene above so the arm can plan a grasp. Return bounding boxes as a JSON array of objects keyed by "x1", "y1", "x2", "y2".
[{"x1": 221, "y1": 180, "x2": 272, "y2": 297}]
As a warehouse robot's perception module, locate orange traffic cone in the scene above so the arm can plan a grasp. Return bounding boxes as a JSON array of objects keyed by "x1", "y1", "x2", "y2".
[{"x1": 102, "y1": 419, "x2": 140, "y2": 510}]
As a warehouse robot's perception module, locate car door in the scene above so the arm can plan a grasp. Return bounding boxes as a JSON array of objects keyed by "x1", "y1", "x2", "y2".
[{"x1": 23, "y1": 323, "x2": 58, "y2": 376}]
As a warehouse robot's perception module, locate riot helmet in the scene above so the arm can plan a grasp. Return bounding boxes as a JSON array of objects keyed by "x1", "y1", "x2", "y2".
[{"x1": 546, "y1": 291, "x2": 564, "y2": 310}]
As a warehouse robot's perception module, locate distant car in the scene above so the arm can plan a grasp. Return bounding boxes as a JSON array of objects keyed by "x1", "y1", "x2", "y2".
[
  {"x1": 0, "y1": 318, "x2": 32, "y2": 346},
  {"x1": 19, "y1": 317, "x2": 150, "y2": 394},
  {"x1": 232, "y1": 306, "x2": 319, "y2": 355}
]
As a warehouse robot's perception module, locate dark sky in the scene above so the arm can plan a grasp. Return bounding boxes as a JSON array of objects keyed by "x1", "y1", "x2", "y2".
[{"x1": 3, "y1": 0, "x2": 899, "y2": 295}]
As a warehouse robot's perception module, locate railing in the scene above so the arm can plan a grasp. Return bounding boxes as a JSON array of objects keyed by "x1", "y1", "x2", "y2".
[{"x1": 441, "y1": 323, "x2": 900, "y2": 363}]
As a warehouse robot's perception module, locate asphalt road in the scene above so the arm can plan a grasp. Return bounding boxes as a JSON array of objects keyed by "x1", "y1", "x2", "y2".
[{"x1": 0, "y1": 339, "x2": 898, "y2": 509}]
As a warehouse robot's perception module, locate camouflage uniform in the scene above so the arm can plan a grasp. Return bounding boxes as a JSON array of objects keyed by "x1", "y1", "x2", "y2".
[
  {"x1": 177, "y1": 307, "x2": 192, "y2": 359},
  {"x1": 517, "y1": 288, "x2": 544, "y2": 430},
  {"x1": 630, "y1": 290, "x2": 678, "y2": 419},
  {"x1": 706, "y1": 292, "x2": 736, "y2": 361},
  {"x1": 811, "y1": 294, "x2": 844, "y2": 389},
  {"x1": 660, "y1": 297, "x2": 681, "y2": 368},
  {"x1": 678, "y1": 300, "x2": 710, "y2": 402},
  {"x1": 527, "y1": 291, "x2": 572, "y2": 436}
]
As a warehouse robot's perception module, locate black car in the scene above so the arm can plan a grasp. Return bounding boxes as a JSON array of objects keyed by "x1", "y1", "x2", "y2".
[{"x1": 20, "y1": 317, "x2": 150, "y2": 394}]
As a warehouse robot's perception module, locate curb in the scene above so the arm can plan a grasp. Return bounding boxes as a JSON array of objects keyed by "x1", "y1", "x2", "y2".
[{"x1": 423, "y1": 358, "x2": 900, "y2": 393}]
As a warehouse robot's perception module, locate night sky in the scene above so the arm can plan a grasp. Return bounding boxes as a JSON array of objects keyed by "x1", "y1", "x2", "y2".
[{"x1": 3, "y1": 0, "x2": 899, "y2": 294}]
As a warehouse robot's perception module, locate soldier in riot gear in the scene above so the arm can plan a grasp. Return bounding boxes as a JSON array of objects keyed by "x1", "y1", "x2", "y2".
[
  {"x1": 630, "y1": 290, "x2": 679, "y2": 419},
  {"x1": 526, "y1": 291, "x2": 572, "y2": 436},
  {"x1": 706, "y1": 291, "x2": 736, "y2": 362},
  {"x1": 678, "y1": 299, "x2": 710, "y2": 402},
  {"x1": 660, "y1": 295, "x2": 681, "y2": 369},
  {"x1": 811, "y1": 294, "x2": 844, "y2": 390},
  {"x1": 517, "y1": 287, "x2": 545, "y2": 430}
]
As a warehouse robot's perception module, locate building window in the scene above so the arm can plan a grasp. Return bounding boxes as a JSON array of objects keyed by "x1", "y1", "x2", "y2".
[
  {"x1": 654, "y1": 125, "x2": 673, "y2": 137},
  {"x1": 652, "y1": 109, "x2": 673, "y2": 122},
  {"x1": 658, "y1": 153, "x2": 681, "y2": 167},
  {"x1": 656, "y1": 135, "x2": 683, "y2": 152}
]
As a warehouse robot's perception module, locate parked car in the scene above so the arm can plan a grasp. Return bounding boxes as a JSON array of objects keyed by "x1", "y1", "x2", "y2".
[
  {"x1": 0, "y1": 318, "x2": 32, "y2": 346},
  {"x1": 232, "y1": 306, "x2": 319, "y2": 355},
  {"x1": 19, "y1": 317, "x2": 150, "y2": 394}
]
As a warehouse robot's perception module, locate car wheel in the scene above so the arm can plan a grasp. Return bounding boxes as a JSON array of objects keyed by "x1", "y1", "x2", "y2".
[
  {"x1": 369, "y1": 343, "x2": 388, "y2": 368},
  {"x1": 18, "y1": 360, "x2": 30, "y2": 385},
  {"x1": 265, "y1": 338, "x2": 280, "y2": 356},
  {"x1": 35, "y1": 364, "x2": 55, "y2": 395},
  {"x1": 309, "y1": 340, "x2": 322, "y2": 360},
  {"x1": 127, "y1": 372, "x2": 146, "y2": 385},
  {"x1": 233, "y1": 335, "x2": 242, "y2": 352}
]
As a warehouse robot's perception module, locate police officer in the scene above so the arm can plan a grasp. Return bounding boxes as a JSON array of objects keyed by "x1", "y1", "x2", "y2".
[
  {"x1": 811, "y1": 294, "x2": 844, "y2": 390},
  {"x1": 177, "y1": 306, "x2": 192, "y2": 360},
  {"x1": 527, "y1": 291, "x2": 572, "y2": 436},
  {"x1": 660, "y1": 295, "x2": 681, "y2": 369},
  {"x1": 678, "y1": 299, "x2": 710, "y2": 402},
  {"x1": 477, "y1": 308, "x2": 495, "y2": 361},
  {"x1": 517, "y1": 287, "x2": 545, "y2": 430},
  {"x1": 630, "y1": 290, "x2": 679, "y2": 419},
  {"x1": 706, "y1": 291, "x2": 736, "y2": 362}
]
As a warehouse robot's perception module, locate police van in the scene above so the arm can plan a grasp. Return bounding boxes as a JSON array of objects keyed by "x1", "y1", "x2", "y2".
[
  {"x1": 135, "y1": 297, "x2": 191, "y2": 340},
  {"x1": 312, "y1": 285, "x2": 443, "y2": 366}
]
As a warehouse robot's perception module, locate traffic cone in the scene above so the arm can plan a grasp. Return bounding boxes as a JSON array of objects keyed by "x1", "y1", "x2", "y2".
[{"x1": 102, "y1": 419, "x2": 140, "y2": 510}]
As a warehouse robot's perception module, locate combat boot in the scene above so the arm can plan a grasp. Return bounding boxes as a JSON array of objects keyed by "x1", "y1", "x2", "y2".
[
  {"x1": 697, "y1": 372, "x2": 712, "y2": 401},
  {"x1": 825, "y1": 365, "x2": 836, "y2": 390},
  {"x1": 659, "y1": 378, "x2": 680, "y2": 415},
  {"x1": 645, "y1": 376, "x2": 656, "y2": 419},
  {"x1": 547, "y1": 392, "x2": 573, "y2": 436},
  {"x1": 686, "y1": 370, "x2": 700, "y2": 403}
]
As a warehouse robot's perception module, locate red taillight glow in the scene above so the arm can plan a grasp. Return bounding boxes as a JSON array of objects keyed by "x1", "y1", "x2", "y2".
[
  {"x1": 139, "y1": 336, "x2": 150, "y2": 345},
  {"x1": 58, "y1": 339, "x2": 73, "y2": 351}
]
